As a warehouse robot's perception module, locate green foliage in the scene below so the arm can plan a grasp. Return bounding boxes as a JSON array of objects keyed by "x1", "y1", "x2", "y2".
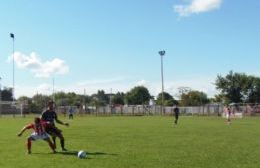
[
  {"x1": 215, "y1": 71, "x2": 247, "y2": 103},
  {"x1": 90, "y1": 90, "x2": 109, "y2": 106},
  {"x1": 111, "y1": 92, "x2": 125, "y2": 105},
  {"x1": 32, "y1": 94, "x2": 51, "y2": 110},
  {"x1": 215, "y1": 71, "x2": 260, "y2": 103},
  {"x1": 125, "y1": 86, "x2": 151, "y2": 105},
  {"x1": 1, "y1": 87, "x2": 13, "y2": 101},
  {"x1": 156, "y1": 92, "x2": 178, "y2": 106},
  {"x1": 180, "y1": 90, "x2": 209, "y2": 106},
  {"x1": 245, "y1": 76, "x2": 260, "y2": 103}
]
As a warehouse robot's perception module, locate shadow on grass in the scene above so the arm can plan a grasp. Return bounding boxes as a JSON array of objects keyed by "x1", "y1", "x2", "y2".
[
  {"x1": 56, "y1": 150, "x2": 118, "y2": 157},
  {"x1": 31, "y1": 150, "x2": 118, "y2": 159}
]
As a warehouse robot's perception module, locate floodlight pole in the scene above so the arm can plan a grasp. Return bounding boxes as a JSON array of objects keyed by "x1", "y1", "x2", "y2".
[
  {"x1": 52, "y1": 77, "x2": 55, "y2": 102},
  {"x1": 10, "y1": 33, "x2": 15, "y2": 103},
  {"x1": 84, "y1": 88, "x2": 86, "y2": 112},
  {"x1": 159, "y1": 50, "x2": 165, "y2": 115},
  {"x1": 0, "y1": 77, "x2": 2, "y2": 117},
  {"x1": 110, "y1": 88, "x2": 112, "y2": 114}
]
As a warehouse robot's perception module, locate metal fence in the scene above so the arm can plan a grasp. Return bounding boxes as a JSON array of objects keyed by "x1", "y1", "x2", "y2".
[
  {"x1": 1, "y1": 102, "x2": 260, "y2": 117},
  {"x1": 56, "y1": 104, "x2": 224, "y2": 116}
]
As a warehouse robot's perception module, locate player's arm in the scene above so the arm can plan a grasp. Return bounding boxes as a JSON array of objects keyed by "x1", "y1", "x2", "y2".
[
  {"x1": 17, "y1": 125, "x2": 31, "y2": 137},
  {"x1": 54, "y1": 113, "x2": 69, "y2": 127},
  {"x1": 40, "y1": 111, "x2": 47, "y2": 120}
]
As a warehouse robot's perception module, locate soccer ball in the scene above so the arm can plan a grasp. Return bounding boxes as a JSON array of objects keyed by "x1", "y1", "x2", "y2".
[{"x1": 77, "y1": 150, "x2": 87, "y2": 159}]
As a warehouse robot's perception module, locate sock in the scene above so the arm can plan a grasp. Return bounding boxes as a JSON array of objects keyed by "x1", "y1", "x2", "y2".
[
  {"x1": 61, "y1": 139, "x2": 65, "y2": 149},
  {"x1": 27, "y1": 139, "x2": 32, "y2": 152}
]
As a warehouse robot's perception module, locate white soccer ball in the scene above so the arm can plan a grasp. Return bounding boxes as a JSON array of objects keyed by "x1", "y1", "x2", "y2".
[{"x1": 78, "y1": 150, "x2": 87, "y2": 159}]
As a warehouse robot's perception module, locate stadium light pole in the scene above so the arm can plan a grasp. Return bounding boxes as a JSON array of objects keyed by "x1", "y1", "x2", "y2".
[
  {"x1": 159, "y1": 50, "x2": 165, "y2": 115},
  {"x1": 84, "y1": 88, "x2": 86, "y2": 112},
  {"x1": 0, "y1": 77, "x2": 2, "y2": 117},
  {"x1": 52, "y1": 77, "x2": 55, "y2": 102},
  {"x1": 10, "y1": 33, "x2": 15, "y2": 104}
]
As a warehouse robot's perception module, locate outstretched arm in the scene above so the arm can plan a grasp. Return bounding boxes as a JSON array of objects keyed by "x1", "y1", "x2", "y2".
[
  {"x1": 17, "y1": 126, "x2": 28, "y2": 137},
  {"x1": 54, "y1": 114, "x2": 69, "y2": 127}
]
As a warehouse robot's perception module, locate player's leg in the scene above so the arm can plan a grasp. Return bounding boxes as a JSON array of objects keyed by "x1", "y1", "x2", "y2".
[
  {"x1": 53, "y1": 127, "x2": 66, "y2": 151},
  {"x1": 228, "y1": 118, "x2": 231, "y2": 125},
  {"x1": 46, "y1": 127, "x2": 57, "y2": 149},
  {"x1": 52, "y1": 136, "x2": 57, "y2": 149},
  {"x1": 174, "y1": 114, "x2": 178, "y2": 124},
  {"x1": 175, "y1": 114, "x2": 179, "y2": 124},
  {"x1": 57, "y1": 133, "x2": 66, "y2": 151},
  {"x1": 27, "y1": 132, "x2": 38, "y2": 154},
  {"x1": 27, "y1": 138, "x2": 32, "y2": 154},
  {"x1": 44, "y1": 137, "x2": 56, "y2": 153}
]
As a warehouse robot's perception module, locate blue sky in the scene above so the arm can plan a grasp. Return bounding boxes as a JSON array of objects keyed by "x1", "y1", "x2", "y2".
[{"x1": 0, "y1": 0, "x2": 260, "y2": 98}]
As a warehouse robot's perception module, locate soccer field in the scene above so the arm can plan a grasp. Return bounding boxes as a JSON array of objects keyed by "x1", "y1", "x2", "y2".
[{"x1": 1, "y1": 116, "x2": 260, "y2": 168}]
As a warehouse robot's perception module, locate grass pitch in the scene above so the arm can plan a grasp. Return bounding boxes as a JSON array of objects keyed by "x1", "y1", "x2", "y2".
[{"x1": 1, "y1": 116, "x2": 260, "y2": 168}]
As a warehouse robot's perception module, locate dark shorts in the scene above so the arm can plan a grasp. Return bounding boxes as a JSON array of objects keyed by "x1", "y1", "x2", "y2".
[{"x1": 45, "y1": 126, "x2": 63, "y2": 137}]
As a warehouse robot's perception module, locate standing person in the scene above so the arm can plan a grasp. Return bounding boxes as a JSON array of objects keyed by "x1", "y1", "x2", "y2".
[
  {"x1": 68, "y1": 106, "x2": 74, "y2": 119},
  {"x1": 17, "y1": 117, "x2": 56, "y2": 154},
  {"x1": 226, "y1": 106, "x2": 232, "y2": 125},
  {"x1": 173, "y1": 105, "x2": 180, "y2": 125},
  {"x1": 41, "y1": 101, "x2": 69, "y2": 151}
]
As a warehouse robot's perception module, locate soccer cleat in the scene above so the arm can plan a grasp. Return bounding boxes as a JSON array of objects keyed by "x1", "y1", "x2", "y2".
[{"x1": 62, "y1": 148, "x2": 68, "y2": 151}]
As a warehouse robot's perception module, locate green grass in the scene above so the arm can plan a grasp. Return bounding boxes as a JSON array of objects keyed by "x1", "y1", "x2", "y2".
[{"x1": 1, "y1": 116, "x2": 260, "y2": 168}]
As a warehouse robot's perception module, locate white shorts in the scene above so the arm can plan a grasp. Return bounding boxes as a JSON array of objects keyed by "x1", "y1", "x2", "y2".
[
  {"x1": 29, "y1": 132, "x2": 49, "y2": 141},
  {"x1": 226, "y1": 114, "x2": 230, "y2": 119}
]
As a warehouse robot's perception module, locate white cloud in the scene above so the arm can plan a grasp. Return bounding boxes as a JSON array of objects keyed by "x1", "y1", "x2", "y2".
[
  {"x1": 174, "y1": 0, "x2": 223, "y2": 17},
  {"x1": 37, "y1": 83, "x2": 52, "y2": 92},
  {"x1": 8, "y1": 52, "x2": 69, "y2": 78},
  {"x1": 136, "y1": 80, "x2": 148, "y2": 86},
  {"x1": 15, "y1": 83, "x2": 52, "y2": 97}
]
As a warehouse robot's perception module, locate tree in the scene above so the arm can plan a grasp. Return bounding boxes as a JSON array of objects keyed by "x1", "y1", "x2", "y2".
[
  {"x1": 125, "y1": 86, "x2": 151, "y2": 105},
  {"x1": 216, "y1": 71, "x2": 249, "y2": 103},
  {"x1": 215, "y1": 71, "x2": 260, "y2": 103},
  {"x1": 31, "y1": 94, "x2": 52, "y2": 110},
  {"x1": 18, "y1": 96, "x2": 43, "y2": 114},
  {"x1": 180, "y1": 90, "x2": 209, "y2": 106},
  {"x1": 1, "y1": 87, "x2": 13, "y2": 101},
  {"x1": 54, "y1": 91, "x2": 67, "y2": 106},
  {"x1": 90, "y1": 90, "x2": 109, "y2": 106},
  {"x1": 211, "y1": 94, "x2": 227, "y2": 103},
  {"x1": 96, "y1": 90, "x2": 109, "y2": 105},
  {"x1": 246, "y1": 76, "x2": 260, "y2": 103},
  {"x1": 156, "y1": 92, "x2": 178, "y2": 106},
  {"x1": 112, "y1": 92, "x2": 125, "y2": 105}
]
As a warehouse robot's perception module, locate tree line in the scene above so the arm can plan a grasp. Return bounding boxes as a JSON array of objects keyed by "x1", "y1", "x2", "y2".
[{"x1": 0, "y1": 71, "x2": 259, "y2": 113}]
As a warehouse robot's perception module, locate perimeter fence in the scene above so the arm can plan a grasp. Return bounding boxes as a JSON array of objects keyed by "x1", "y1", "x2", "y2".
[{"x1": 1, "y1": 102, "x2": 259, "y2": 117}]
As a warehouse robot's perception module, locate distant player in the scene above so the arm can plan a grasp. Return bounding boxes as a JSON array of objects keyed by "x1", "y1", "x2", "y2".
[
  {"x1": 68, "y1": 106, "x2": 74, "y2": 119},
  {"x1": 41, "y1": 101, "x2": 69, "y2": 151},
  {"x1": 226, "y1": 106, "x2": 232, "y2": 125},
  {"x1": 17, "y1": 117, "x2": 56, "y2": 154},
  {"x1": 173, "y1": 105, "x2": 180, "y2": 125}
]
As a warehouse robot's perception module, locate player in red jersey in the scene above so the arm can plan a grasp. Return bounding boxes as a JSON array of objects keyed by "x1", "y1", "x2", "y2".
[{"x1": 17, "y1": 117, "x2": 56, "y2": 154}]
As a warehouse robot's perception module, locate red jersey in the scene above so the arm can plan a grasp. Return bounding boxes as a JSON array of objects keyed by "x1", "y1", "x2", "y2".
[{"x1": 26, "y1": 121, "x2": 49, "y2": 135}]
